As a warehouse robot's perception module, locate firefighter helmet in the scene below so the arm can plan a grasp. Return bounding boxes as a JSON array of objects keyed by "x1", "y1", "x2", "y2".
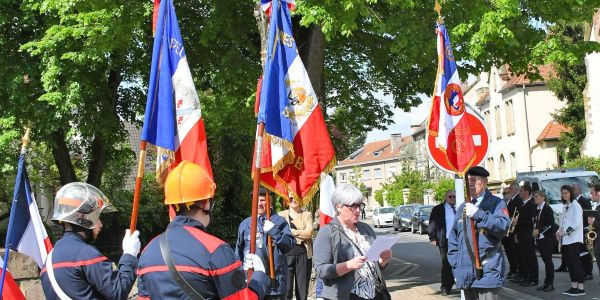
[
  {"x1": 164, "y1": 161, "x2": 216, "y2": 205},
  {"x1": 51, "y1": 182, "x2": 113, "y2": 229}
]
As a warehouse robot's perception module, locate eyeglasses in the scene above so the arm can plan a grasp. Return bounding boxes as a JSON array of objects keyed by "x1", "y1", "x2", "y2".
[
  {"x1": 448, "y1": 195, "x2": 456, "y2": 199},
  {"x1": 344, "y1": 203, "x2": 366, "y2": 210}
]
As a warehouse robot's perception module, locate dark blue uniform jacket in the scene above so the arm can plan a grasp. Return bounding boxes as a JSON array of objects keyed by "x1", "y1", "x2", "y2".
[
  {"x1": 137, "y1": 216, "x2": 269, "y2": 300},
  {"x1": 448, "y1": 190, "x2": 510, "y2": 289},
  {"x1": 41, "y1": 232, "x2": 137, "y2": 300}
]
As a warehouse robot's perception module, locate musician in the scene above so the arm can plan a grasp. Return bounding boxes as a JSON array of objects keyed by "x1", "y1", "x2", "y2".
[
  {"x1": 512, "y1": 183, "x2": 537, "y2": 287},
  {"x1": 587, "y1": 184, "x2": 600, "y2": 281},
  {"x1": 557, "y1": 185, "x2": 586, "y2": 296},
  {"x1": 502, "y1": 182, "x2": 522, "y2": 280},
  {"x1": 532, "y1": 190, "x2": 556, "y2": 292},
  {"x1": 573, "y1": 183, "x2": 593, "y2": 281}
]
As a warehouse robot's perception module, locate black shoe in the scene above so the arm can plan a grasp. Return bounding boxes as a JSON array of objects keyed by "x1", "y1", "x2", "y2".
[
  {"x1": 509, "y1": 276, "x2": 524, "y2": 283},
  {"x1": 543, "y1": 285, "x2": 554, "y2": 292},
  {"x1": 440, "y1": 288, "x2": 449, "y2": 296},
  {"x1": 537, "y1": 284, "x2": 547, "y2": 291},
  {"x1": 506, "y1": 272, "x2": 518, "y2": 279},
  {"x1": 555, "y1": 266, "x2": 568, "y2": 272},
  {"x1": 562, "y1": 288, "x2": 577, "y2": 295},
  {"x1": 565, "y1": 288, "x2": 586, "y2": 296},
  {"x1": 519, "y1": 281, "x2": 537, "y2": 287},
  {"x1": 584, "y1": 274, "x2": 593, "y2": 281}
]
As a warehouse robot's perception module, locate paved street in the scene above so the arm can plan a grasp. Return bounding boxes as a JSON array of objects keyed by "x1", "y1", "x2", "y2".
[{"x1": 366, "y1": 219, "x2": 600, "y2": 299}]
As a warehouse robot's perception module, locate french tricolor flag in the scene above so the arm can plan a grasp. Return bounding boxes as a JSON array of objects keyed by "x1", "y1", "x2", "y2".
[
  {"x1": 256, "y1": 0, "x2": 335, "y2": 206},
  {"x1": 0, "y1": 257, "x2": 25, "y2": 300},
  {"x1": 427, "y1": 22, "x2": 475, "y2": 175},
  {"x1": 319, "y1": 174, "x2": 336, "y2": 227},
  {"x1": 142, "y1": 0, "x2": 212, "y2": 182},
  {"x1": 4, "y1": 153, "x2": 53, "y2": 269},
  {"x1": 261, "y1": 0, "x2": 296, "y2": 17}
]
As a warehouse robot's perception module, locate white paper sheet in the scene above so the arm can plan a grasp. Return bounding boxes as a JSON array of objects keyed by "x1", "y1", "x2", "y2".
[{"x1": 365, "y1": 236, "x2": 401, "y2": 261}]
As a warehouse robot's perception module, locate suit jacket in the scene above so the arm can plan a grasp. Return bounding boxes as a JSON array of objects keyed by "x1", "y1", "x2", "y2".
[
  {"x1": 506, "y1": 194, "x2": 523, "y2": 217},
  {"x1": 428, "y1": 203, "x2": 450, "y2": 248},
  {"x1": 577, "y1": 196, "x2": 592, "y2": 210},
  {"x1": 534, "y1": 203, "x2": 557, "y2": 241},
  {"x1": 516, "y1": 198, "x2": 537, "y2": 238}
]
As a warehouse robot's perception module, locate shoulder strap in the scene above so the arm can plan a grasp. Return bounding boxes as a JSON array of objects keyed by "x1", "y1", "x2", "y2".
[
  {"x1": 159, "y1": 232, "x2": 206, "y2": 300},
  {"x1": 45, "y1": 250, "x2": 73, "y2": 300}
]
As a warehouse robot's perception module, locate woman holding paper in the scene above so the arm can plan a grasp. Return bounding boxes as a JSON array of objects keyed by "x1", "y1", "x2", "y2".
[{"x1": 313, "y1": 184, "x2": 392, "y2": 300}]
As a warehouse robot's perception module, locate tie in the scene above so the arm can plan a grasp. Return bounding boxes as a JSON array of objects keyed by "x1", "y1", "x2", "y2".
[{"x1": 451, "y1": 206, "x2": 456, "y2": 214}]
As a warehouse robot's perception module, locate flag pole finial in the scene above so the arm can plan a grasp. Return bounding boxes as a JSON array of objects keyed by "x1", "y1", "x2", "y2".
[
  {"x1": 20, "y1": 128, "x2": 31, "y2": 154},
  {"x1": 434, "y1": 0, "x2": 443, "y2": 23}
]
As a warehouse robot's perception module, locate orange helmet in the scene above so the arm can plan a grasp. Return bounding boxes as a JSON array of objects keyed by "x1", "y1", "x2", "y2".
[{"x1": 164, "y1": 161, "x2": 216, "y2": 205}]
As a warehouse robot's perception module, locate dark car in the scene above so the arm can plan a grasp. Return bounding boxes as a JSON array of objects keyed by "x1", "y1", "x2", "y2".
[
  {"x1": 393, "y1": 204, "x2": 418, "y2": 232},
  {"x1": 411, "y1": 205, "x2": 434, "y2": 234}
]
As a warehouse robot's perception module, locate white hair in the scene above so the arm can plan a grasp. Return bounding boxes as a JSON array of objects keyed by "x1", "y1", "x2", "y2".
[{"x1": 331, "y1": 184, "x2": 364, "y2": 208}]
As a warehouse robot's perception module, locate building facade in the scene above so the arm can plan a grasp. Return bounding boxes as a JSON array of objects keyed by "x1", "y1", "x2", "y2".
[
  {"x1": 463, "y1": 66, "x2": 567, "y2": 187},
  {"x1": 335, "y1": 134, "x2": 411, "y2": 209},
  {"x1": 582, "y1": 11, "x2": 600, "y2": 158}
]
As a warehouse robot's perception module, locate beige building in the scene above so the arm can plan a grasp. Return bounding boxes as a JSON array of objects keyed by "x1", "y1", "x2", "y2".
[
  {"x1": 335, "y1": 134, "x2": 411, "y2": 209},
  {"x1": 582, "y1": 12, "x2": 600, "y2": 158},
  {"x1": 400, "y1": 119, "x2": 448, "y2": 182},
  {"x1": 463, "y1": 66, "x2": 567, "y2": 187}
]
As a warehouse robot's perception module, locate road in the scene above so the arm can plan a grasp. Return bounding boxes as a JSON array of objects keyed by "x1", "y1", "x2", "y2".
[{"x1": 368, "y1": 220, "x2": 600, "y2": 299}]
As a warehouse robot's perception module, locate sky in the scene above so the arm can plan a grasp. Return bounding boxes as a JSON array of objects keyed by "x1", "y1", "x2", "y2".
[{"x1": 366, "y1": 94, "x2": 432, "y2": 142}]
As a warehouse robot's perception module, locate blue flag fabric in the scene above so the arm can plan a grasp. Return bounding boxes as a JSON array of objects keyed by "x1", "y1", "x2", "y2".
[
  {"x1": 257, "y1": 0, "x2": 297, "y2": 145},
  {"x1": 141, "y1": 0, "x2": 185, "y2": 151}
]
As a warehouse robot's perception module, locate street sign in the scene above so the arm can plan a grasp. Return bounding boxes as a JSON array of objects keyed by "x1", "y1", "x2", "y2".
[{"x1": 426, "y1": 105, "x2": 489, "y2": 174}]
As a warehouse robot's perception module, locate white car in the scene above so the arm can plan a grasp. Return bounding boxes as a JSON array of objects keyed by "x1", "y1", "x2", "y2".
[{"x1": 372, "y1": 207, "x2": 395, "y2": 228}]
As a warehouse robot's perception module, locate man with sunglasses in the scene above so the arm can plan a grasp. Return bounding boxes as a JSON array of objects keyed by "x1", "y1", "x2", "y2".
[{"x1": 428, "y1": 190, "x2": 457, "y2": 296}]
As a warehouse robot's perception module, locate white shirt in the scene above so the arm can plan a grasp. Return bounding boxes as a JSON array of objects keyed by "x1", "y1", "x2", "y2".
[
  {"x1": 522, "y1": 197, "x2": 532, "y2": 206},
  {"x1": 444, "y1": 203, "x2": 456, "y2": 240},
  {"x1": 592, "y1": 200, "x2": 599, "y2": 210},
  {"x1": 559, "y1": 201, "x2": 583, "y2": 245}
]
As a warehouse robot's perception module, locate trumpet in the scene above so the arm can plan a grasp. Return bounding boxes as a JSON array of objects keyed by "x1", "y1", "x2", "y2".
[
  {"x1": 507, "y1": 210, "x2": 519, "y2": 237},
  {"x1": 587, "y1": 224, "x2": 597, "y2": 262}
]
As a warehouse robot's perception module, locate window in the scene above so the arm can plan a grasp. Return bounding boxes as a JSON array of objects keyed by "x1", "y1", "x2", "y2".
[
  {"x1": 374, "y1": 168, "x2": 382, "y2": 179},
  {"x1": 505, "y1": 100, "x2": 515, "y2": 135},
  {"x1": 340, "y1": 173, "x2": 346, "y2": 183},
  {"x1": 484, "y1": 110, "x2": 492, "y2": 142},
  {"x1": 487, "y1": 158, "x2": 495, "y2": 180},
  {"x1": 494, "y1": 106, "x2": 502, "y2": 139},
  {"x1": 388, "y1": 166, "x2": 397, "y2": 178},
  {"x1": 363, "y1": 169, "x2": 371, "y2": 180},
  {"x1": 499, "y1": 155, "x2": 506, "y2": 180},
  {"x1": 510, "y1": 153, "x2": 516, "y2": 178}
]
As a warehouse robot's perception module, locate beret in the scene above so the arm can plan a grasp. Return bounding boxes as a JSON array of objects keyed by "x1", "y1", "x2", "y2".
[
  {"x1": 466, "y1": 166, "x2": 490, "y2": 177},
  {"x1": 248, "y1": 187, "x2": 269, "y2": 198}
]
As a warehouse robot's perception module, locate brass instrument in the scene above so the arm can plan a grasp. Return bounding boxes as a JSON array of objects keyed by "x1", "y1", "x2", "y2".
[
  {"x1": 587, "y1": 224, "x2": 597, "y2": 262},
  {"x1": 507, "y1": 210, "x2": 519, "y2": 237}
]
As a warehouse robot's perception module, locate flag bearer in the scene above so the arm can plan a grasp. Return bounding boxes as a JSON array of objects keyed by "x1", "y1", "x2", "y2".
[
  {"x1": 41, "y1": 182, "x2": 140, "y2": 300},
  {"x1": 137, "y1": 161, "x2": 269, "y2": 299}
]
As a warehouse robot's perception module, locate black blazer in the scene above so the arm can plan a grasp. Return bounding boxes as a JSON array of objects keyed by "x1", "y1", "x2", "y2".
[
  {"x1": 428, "y1": 202, "x2": 451, "y2": 248},
  {"x1": 576, "y1": 196, "x2": 592, "y2": 210},
  {"x1": 516, "y1": 198, "x2": 537, "y2": 237},
  {"x1": 506, "y1": 194, "x2": 523, "y2": 217},
  {"x1": 534, "y1": 203, "x2": 557, "y2": 241}
]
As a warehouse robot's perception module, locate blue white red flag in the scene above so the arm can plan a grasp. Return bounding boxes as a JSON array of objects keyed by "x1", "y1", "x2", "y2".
[
  {"x1": 141, "y1": 0, "x2": 212, "y2": 181},
  {"x1": 261, "y1": 0, "x2": 295, "y2": 17},
  {"x1": 427, "y1": 23, "x2": 475, "y2": 175},
  {"x1": 256, "y1": 0, "x2": 335, "y2": 206}
]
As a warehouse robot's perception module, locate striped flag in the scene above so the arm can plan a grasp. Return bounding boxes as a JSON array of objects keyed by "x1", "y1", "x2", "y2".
[
  {"x1": 141, "y1": 0, "x2": 212, "y2": 182},
  {"x1": 319, "y1": 174, "x2": 336, "y2": 226},
  {"x1": 256, "y1": 0, "x2": 335, "y2": 206},
  {"x1": 427, "y1": 22, "x2": 475, "y2": 175},
  {"x1": 260, "y1": 0, "x2": 295, "y2": 17},
  {"x1": 0, "y1": 257, "x2": 25, "y2": 300}
]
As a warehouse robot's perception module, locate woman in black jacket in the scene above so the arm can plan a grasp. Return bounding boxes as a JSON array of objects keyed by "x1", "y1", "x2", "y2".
[{"x1": 532, "y1": 190, "x2": 557, "y2": 292}]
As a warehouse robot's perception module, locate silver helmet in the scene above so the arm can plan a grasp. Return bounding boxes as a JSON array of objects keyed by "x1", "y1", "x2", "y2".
[{"x1": 51, "y1": 182, "x2": 114, "y2": 229}]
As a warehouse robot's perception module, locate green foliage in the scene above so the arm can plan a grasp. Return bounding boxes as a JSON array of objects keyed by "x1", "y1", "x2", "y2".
[
  {"x1": 376, "y1": 171, "x2": 454, "y2": 206},
  {"x1": 432, "y1": 177, "x2": 455, "y2": 203},
  {"x1": 562, "y1": 157, "x2": 600, "y2": 175}
]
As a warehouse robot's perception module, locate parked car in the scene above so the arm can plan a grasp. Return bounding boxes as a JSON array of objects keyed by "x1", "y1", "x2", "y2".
[
  {"x1": 393, "y1": 204, "x2": 418, "y2": 232},
  {"x1": 372, "y1": 206, "x2": 395, "y2": 228},
  {"x1": 411, "y1": 205, "x2": 434, "y2": 234}
]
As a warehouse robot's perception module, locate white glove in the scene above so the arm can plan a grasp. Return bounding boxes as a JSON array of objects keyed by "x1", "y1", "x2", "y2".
[
  {"x1": 465, "y1": 203, "x2": 479, "y2": 218},
  {"x1": 243, "y1": 253, "x2": 266, "y2": 273},
  {"x1": 263, "y1": 220, "x2": 275, "y2": 233},
  {"x1": 122, "y1": 229, "x2": 141, "y2": 257}
]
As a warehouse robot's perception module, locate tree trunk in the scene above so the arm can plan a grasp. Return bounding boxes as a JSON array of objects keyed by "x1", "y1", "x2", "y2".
[
  {"x1": 50, "y1": 129, "x2": 78, "y2": 185},
  {"x1": 86, "y1": 134, "x2": 107, "y2": 187},
  {"x1": 296, "y1": 24, "x2": 326, "y2": 114}
]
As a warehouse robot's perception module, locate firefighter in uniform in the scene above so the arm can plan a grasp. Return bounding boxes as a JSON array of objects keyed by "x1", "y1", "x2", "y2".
[
  {"x1": 137, "y1": 161, "x2": 269, "y2": 299},
  {"x1": 41, "y1": 182, "x2": 140, "y2": 300}
]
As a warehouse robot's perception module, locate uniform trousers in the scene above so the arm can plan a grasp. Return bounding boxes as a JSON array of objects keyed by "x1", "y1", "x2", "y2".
[
  {"x1": 564, "y1": 243, "x2": 585, "y2": 283},
  {"x1": 502, "y1": 236, "x2": 519, "y2": 274},
  {"x1": 439, "y1": 247, "x2": 455, "y2": 290},
  {"x1": 462, "y1": 287, "x2": 501, "y2": 300},
  {"x1": 537, "y1": 238, "x2": 555, "y2": 285},
  {"x1": 517, "y1": 234, "x2": 538, "y2": 282}
]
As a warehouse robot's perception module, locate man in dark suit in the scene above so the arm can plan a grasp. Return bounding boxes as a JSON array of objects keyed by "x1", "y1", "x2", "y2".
[
  {"x1": 503, "y1": 182, "x2": 522, "y2": 280},
  {"x1": 429, "y1": 189, "x2": 457, "y2": 296},
  {"x1": 573, "y1": 183, "x2": 594, "y2": 280},
  {"x1": 511, "y1": 183, "x2": 538, "y2": 287}
]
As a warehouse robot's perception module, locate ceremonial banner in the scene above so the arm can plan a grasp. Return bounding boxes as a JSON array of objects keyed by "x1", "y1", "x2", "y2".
[
  {"x1": 427, "y1": 23, "x2": 475, "y2": 175},
  {"x1": 0, "y1": 257, "x2": 25, "y2": 300},
  {"x1": 260, "y1": 0, "x2": 296, "y2": 17},
  {"x1": 319, "y1": 174, "x2": 336, "y2": 226},
  {"x1": 141, "y1": 0, "x2": 212, "y2": 181},
  {"x1": 256, "y1": 0, "x2": 335, "y2": 206}
]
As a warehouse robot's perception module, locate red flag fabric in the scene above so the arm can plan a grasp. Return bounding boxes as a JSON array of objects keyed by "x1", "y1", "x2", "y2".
[{"x1": 0, "y1": 258, "x2": 26, "y2": 300}]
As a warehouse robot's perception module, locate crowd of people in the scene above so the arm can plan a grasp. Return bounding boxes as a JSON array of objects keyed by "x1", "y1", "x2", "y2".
[
  {"x1": 37, "y1": 160, "x2": 600, "y2": 299},
  {"x1": 428, "y1": 167, "x2": 600, "y2": 298}
]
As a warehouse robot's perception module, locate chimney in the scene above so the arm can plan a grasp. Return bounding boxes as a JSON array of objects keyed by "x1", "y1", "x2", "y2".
[
  {"x1": 390, "y1": 133, "x2": 403, "y2": 151},
  {"x1": 410, "y1": 125, "x2": 421, "y2": 135}
]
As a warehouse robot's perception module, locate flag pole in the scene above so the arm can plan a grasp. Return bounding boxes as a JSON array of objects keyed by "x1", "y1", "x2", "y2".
[
  {"x1": 248, "y1": 123, "x2": 264, "y2": 280},
  {"x1": 265, "y1": 192, "x2": 276, "y2": 285},
  {"x1": 129, "y1": 141, "x2": 147, "y2": 232},
  {"x1": 0, "y1": 128, "x2": 31, "y2": 299}
]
